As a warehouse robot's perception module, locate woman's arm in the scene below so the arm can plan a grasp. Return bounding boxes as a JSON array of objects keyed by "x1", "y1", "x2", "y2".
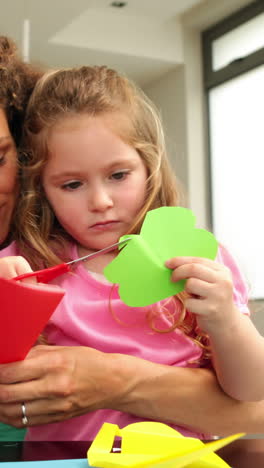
[
  {"x1": 111, "y1": 351, "x2": 264, "y2": 435},
  {"x1": 0, "y1": 345, "x2": 264, "y2": 435}
]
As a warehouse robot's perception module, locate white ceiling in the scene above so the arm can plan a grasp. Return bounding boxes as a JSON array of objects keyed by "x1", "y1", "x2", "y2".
[{"x1": 1, "y1": 0, "x2": 205, "y2": 85}]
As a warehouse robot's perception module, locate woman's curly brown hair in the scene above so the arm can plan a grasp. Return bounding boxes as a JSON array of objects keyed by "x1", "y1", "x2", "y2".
[{"x1": 0, "y1": 36, "x2": 43, "y2": 147}]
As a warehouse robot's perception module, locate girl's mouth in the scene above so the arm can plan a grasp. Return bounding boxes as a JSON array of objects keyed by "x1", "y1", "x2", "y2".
[{"x1": 90, "y1": 220, "x2": 120, "y2": 231}]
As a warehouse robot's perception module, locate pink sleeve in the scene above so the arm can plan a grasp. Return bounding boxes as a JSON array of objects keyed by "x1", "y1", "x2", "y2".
[
  {"x1": 216, "y1": 245, "x2": 250, "y2": 315},
  {"x1": 0, "y1": 241, "x2": 20, "y2": 258}
]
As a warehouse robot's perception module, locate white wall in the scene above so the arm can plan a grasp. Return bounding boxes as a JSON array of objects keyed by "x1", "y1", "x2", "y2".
[
  {"x1": 143, "y1": 31, "x2": 209, "y2": 228},
  {"x1": 180, "y1": 0, "x2": 256, "y2": 224},
  {"x1": 144, "y1": 0, "x2": 264, "y2": 336},
  {"x1": 143, "y1": 67, "x2": 188, "y2": 202},
  {"x1": 143, "y1": 0, "x2": 256, "y2": 231}
]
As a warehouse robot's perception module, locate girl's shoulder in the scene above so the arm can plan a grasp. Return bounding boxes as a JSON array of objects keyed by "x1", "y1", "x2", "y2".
[{"x1": 0, "y1": 241, "x2": 20, "y2": 258}]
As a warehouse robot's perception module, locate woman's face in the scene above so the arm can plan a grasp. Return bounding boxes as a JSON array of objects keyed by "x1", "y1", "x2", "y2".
[{"x1": 0, "y1": 108, "x2": 18, "y2": 245}]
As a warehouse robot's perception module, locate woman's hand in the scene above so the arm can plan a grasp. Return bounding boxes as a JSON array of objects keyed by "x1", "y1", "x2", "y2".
[
  {"x1": 1, "y1": 344, "x2": 264, "y2": 435},
  {"x1": 0, "y1": 345, "x2": 125, "y2": 427},
  {"x1": 165, "y1": 256, "x2": 239, "y2": 334},
  {"x1": 0, "y1": 256, "x2": 35, "y2": 283}
]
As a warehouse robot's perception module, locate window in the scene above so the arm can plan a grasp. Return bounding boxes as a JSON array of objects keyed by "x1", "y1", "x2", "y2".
[{"x1": 203, "y1": 0, "x2": 264, "y2": 299}]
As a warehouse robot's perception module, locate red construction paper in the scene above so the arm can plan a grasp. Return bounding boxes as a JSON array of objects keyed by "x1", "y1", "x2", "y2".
[{"x1": 0, "y1": 277, "x2": 65, "y2": 364}]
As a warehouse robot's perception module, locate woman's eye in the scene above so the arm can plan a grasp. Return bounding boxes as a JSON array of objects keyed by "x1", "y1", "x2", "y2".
[
  {"x1": 111, "y1": 171, "x2": 128, "y2": 180},
  {"x1": 62, "y1": 181, "x2": 82, "y2": 190},
  {"x1": 0, "y1": 153, "x2": 6, "y2": 166}
]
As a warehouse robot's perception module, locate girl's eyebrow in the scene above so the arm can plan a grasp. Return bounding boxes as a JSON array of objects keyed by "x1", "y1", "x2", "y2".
[
  {"x1": 49, "y1": 158, "x2": 136, "y2": 181},
  {"x1": 49, "y1": 171, "x2": 84, "y2": 181},
  {"x1": 106, "y1": 159, "x2": 135, "y2": 170}
]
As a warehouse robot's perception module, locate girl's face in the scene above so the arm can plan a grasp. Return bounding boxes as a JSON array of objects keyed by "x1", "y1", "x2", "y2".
[
  {"x1": 42, "y1": 115, "x2": 148, "y2": 253},
  {"x1": 0, "y1": 108, "x2": 17, "y2": 245}
]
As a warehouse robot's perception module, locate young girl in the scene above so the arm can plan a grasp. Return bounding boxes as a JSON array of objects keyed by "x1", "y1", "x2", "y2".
[{"x1": 1, "y1": 65, "x2": 264, "y2": 442}]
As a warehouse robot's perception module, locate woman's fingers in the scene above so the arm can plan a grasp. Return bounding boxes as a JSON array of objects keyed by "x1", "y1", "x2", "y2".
[
  {"x1": 0, "y1": 377, "x2": 51, "y2": 403},
  {"x1": 0, "y1": 345, "x2": 87, "y2": 404},
  {"x1": 0, "y1": 349, "x2": 53, "y2": 385},
  {"x1": 0, "y1": 362, "x2": 43, "y2": 386},
  {"x1": 0, "y1": 399, "x2": 75, "y2": 427},
  {"x1": 0, "y1": 344, "x2": 72, "y2": 386},
  {"x1": 0, "y1": 346, "x2": 126, "y2": 427}
]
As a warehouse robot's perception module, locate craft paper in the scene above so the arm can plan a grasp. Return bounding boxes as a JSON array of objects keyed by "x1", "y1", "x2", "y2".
[
  {"x1": 0, "y1": 277, "x2": 64, "y2": 364},
  {"x1": 88, "y1": 421, "x2": 244, "y2": 468},
  {"x1": 104, "y1": 207, "x2": 218, "y2": 306}
]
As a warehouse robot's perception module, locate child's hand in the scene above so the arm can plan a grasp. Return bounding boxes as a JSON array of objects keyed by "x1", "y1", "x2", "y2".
[
  {"x1": 0, "y1": 256, "x2": 36, "y2": 284},
  {"x1": 165, "y1": 256, "x2": 238, "y2": 334}
]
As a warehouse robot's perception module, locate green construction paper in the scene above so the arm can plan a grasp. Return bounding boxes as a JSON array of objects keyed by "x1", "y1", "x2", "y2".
[{"x1": 104, "y1": 207, "x2": 218, "y2": 307}]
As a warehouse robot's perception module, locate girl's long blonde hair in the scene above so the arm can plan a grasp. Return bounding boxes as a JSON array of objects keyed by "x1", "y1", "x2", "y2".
[{"x1": 16, "y1": 65, "x2": 210, "y2": 362}]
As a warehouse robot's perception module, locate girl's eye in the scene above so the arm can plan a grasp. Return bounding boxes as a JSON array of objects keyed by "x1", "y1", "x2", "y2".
[
  {"x1": 111, "y1": 171, "x2": 128, "y2": 180},
  {"x1": 61, "y1": 181, "x2": 82, "y2": 190}
]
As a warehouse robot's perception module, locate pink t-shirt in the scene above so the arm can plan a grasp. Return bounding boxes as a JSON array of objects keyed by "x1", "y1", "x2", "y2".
[{"x1": 0, "y1": 242, "x2": 249, "y2": 441}]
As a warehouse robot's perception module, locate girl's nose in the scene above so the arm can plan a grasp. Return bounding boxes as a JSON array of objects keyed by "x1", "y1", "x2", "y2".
[{"x1": 88, "y1": 185, "x2": 114, "y2": 212}]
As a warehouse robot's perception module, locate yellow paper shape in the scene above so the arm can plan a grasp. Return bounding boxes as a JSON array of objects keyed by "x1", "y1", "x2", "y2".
[{"x1": 87, "y1": 421, "x2": 244, "y2": 468}]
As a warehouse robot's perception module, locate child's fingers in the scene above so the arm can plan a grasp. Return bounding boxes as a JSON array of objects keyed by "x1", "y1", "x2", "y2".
[
  {"x1": 14, "y1": 257, "x2": 34, "y2": 279},
  {"x1": 0, "y1": 256, "x2": 34, "y2": 282},
  {"x1": 170, "y1": 262, "x2": 219, "y2": 284},
  {"x1": 165, "y1": 256, "x2": 221, "y2": 271},
  {"x1": 184, "y1": 277, "x2": 212, "y2": 297},
  {"x1": 183, "y1": 296, "x2": 207, "y2": 316},
  {"x1": 17, "y1": 275, "x2": 37, "y2": 285},
  {"x1": 13, "y1": 257, "x2": 37, "y2": 284}
]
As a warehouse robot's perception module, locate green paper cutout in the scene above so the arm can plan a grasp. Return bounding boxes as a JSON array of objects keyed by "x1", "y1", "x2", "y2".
[{"x1": 104, "y1": 207, "x2": 218, "y2": 307}]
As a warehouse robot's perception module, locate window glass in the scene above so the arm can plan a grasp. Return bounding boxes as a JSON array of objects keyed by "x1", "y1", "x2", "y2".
[
  {"x1": 212, "y1": 13, "x2": 264, "y2": 70},
  {"x1": 209, "y1": 65, "x2": 264, "y2": 298}
]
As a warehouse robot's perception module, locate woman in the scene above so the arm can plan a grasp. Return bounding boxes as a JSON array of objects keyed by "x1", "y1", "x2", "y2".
[
  {"x1": 0, "y1": 35, "x2": 42, "y2": 248},
  {"x1": 0, "y1": 36, "x2": 264, "y2": 463},
  {"x1": 0, "y1": 35, "x2": 42, "y2": 442}
]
